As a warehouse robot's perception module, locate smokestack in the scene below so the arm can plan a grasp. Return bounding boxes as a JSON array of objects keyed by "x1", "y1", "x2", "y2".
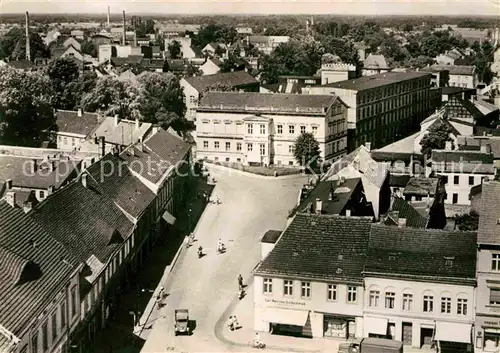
[
  {"x1": 107, "y1": 5, "x2": 111, "y2": 27},
  {"x1": 25, "y1": 12, "x2": 31, "y2": 61},
  {"x1": 122, "y1": 10, "x2": 126, "y2": 45}
]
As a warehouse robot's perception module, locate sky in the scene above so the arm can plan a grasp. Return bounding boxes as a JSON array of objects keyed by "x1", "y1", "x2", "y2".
[{"x1": 0, "y1": 0, "x2": 499, "y2": 16}]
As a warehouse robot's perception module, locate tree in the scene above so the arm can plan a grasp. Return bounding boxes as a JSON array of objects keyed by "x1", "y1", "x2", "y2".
[
  {"x1": 81, "y1": 40, "x2": 98, "y2": 58},
  {"x1": 192, "y1": 23, "x2": 237, "y2": 48},
  {"x1": 10, "y1": 32, "x2": 48, "y2": 61},
  {"x1": 0, "y1": 67, "x2": 54, "y2": 146},
  {"x1": 200, "y1": 82, "x2": 235, "y2": 99},
  {"x1": 293, "y1": 132, "x2": 321, "y2": 169},
  {"x1": 420, "y1": 119, "x2": 453, "y2": 157},
  {"x1": 168, "y1": 40, "x2": 181, "y2": 59},
  {"x1": 0, "y1": 27, "x2": 24, "y2": 59},
  {"x1": 185, "y1": 63, "x2": 202, "y2": 77},
  {"x1": 454, "y1": 211, "x2": 479, "y2": 231},
  {"x1": 47, "y1": 57, "x2": 81, "y2": 109}
]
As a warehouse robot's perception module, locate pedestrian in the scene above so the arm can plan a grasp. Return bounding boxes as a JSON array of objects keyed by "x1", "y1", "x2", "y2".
[
  {"x1": 227, "y1": 316, "x2": 234, "y2": 331},
  {"x1": 255, "y1": 332, "x2": 261, "y2": 345},
  {"x1": 238, "y1": 274, "x2": 243, "y2": 289},
  {"x1": 232, "y1": 315, "x2": 239, "y2": 329}
]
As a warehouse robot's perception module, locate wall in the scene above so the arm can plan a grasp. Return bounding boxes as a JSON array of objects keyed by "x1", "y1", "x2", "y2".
[
  {"x1": 180, "y1": 79, "x2": 199, "y2": 121},
  {"x1": 442, "y1": 172, "x2": 492, "y2": 205},
  {"x1": 98, "y1": 45, "x2": 112, "y2": 63},
  {"x1": 200, "y1": 60, "x2": 220, "y2": 76},
  {"x1": 449, "y1": 74, "x2": 476, "y2": 89}
]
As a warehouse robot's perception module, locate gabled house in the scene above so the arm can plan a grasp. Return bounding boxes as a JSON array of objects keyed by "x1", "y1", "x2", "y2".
[
  {"x1": 70, "y1": 30, "x2": 84, "y2": 40},
  {"x1": 202, "y1": 42, "x2": 227, "y2": 58},
  {"x1": 435, "y1": 49, "x2": 464, "y2": 66},
  {"x1": 53, "y1": 109, "x2": 101, "y2": 151},
  {"x1": 200, "y1": 57, "x2": 222, "y2": 76},
  {"x1": 423, "y1": 65, "x2": 477, "y2": 89},
  {"x1": 362, "y1": 54, "x2": 391, "y2": 77},
  {"x1": 63, "y1": 37, "x2": 82, "y2": 52}
]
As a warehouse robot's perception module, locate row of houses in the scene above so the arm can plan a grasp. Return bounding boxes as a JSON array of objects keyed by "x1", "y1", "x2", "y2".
[{"x1": 0, "y1": 128, "x2": 192, "y2": 353}]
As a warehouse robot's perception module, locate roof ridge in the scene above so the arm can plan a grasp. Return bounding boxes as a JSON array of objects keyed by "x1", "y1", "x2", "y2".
[{"x1": 371, "y1": 223, "x2": 477, "y2": 234}]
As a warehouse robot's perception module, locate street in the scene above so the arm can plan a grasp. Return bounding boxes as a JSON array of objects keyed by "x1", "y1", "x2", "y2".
[{"x1": 140, "y1": 166, "x2": 308, "y2": 352}]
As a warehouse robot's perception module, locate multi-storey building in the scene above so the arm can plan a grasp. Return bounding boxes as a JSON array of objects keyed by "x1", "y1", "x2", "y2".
[
  {"x1": 364, "y1": 224, "x2": 476, "y2": 351},
  {"x1": 475, "y1": 181, "x2": 500, "y2": 353},
  {"x1": 421, "y1": 65, "x2": 477, "y2": 89},
  {"x1": 253, "y1": 214, "x2": 373, "y2": 338},
  {"x1": 309, "y1": 71, "x2": 437, "y2": 152},
  {"x1": 195, "y1": 92, "x2": 348, "y2": 166}
]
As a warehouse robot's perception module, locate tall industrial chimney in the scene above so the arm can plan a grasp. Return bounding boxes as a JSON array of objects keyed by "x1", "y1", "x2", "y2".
[
  {"x1": 122, "y1": 10, "x2": 126, "y2": 45},
  {"x1": 107, "y1": 6, "x2": 110, "y2": 27},
  {"x1": 25, "y1": 11, "x2": 31, "y2": 61}
]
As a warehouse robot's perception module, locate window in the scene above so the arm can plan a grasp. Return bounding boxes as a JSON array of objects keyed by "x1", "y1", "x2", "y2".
[
  {"x1": 283, "y1": 280, "x2": 293, "y2": 296},
  {"x1": 225, "y1": 142, "x2": 230, "y2": 151},
  {"x1": 441, "y1": 297, "x2": 451, "y2": 313},
  {"x1": 63, "y1": 137, "x2": 67, "y2": 145},
  {"x1": 60, "y1": 302, "x2": 66, "y2": 329},
  {"x1": 40, "y1": 190, "x2": 45, "y2": 199},
  {"x1": 301, "y1": 282, "x2": 311, "y2": 298},
  {"x1": 70, "y1": 285, "x2": 77, "y2": 318},
  {"x1": 402, "y1": 293, "x2": 413, "y2": 311},
  {"x1": 423, "y1": 295, "x2": 434, "y2": 312},
  {"x1": 247, "y1": 143, "x2": 253, "y2": 152},
  {"x1": 214, "y1": 141, "x2": 220, "y2": 150},
  {"x1": 31, "y1": 334, "x2": 38, "y2": 353},
  {"x1": 347, "y1": 286, "x2": 357, "y2": 303},
  {"x1": 289, "y1": 125, "x2": 295, "y2": 134},
  {"x1": 312, "y1": 126, "x2": 318, "y2": 135},
  {"x1": 189, "y1": 95, "x2": 196, "y2": 103},
  {"x1": 369, "y1": 290, "x2": 380, "y2": 307},
  {"x1": 493, "y1": 254, "x2": 500, "y2": 271},
  {"x1": 277, "y1": 125, "x2": 283, "y2": 134},
  {"x1": 260, "y1": 144, "x2": 266, "y2": 156},
  {"x1": 260, "y1": 124, "x2": 266, "y2": 134},
  {"x1": 236, "y1": 142, "x2": 242, "y2": 151},
  {"x1": 454, "y1": 175, "x2": 459, "y2": 184},
  {"x1": 288, "y1": 145, "x2": 295, "y2": 154},
  {"x1": 263, "y1": 278, "x2": 272, "y2": 293},
  {"x1": 385, "y1": 292, "x2": 395, "y2": 309},
  {"x1": 457, "y1": 298, "x2": 468, "y2": 315},
  {"x1": 469, "y1": 176, "x2": 475, "y2": 185},
  {"x1": 490, "y1": 288, "x2": 500, "y2": 305},
  {"x1": 51, "y1": 311, "x2": 57, "y2": 340},
  {"x1": 203, "y1": 141, "x2": 208, "y2": 149},
  {"x1": 71, "y1": 138, "x2": 76, "y2": 147},
  {"x1": 327, "y1": 284, "x2": 337, "y2": 301},
  {"x1": 452, "y1": 193, "x2": 458, "y2": 204},
  {"x1": 42, "y1": 322, "x2": 48, "y2": 351},
  {"x1": 247, "y1": 123, "x2": 253, "y2": 134},
  {"x1": 300, "y1": 126, "x2": 306, "y2": 134}
]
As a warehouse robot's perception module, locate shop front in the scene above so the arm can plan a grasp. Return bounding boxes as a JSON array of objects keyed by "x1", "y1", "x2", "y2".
[
  {"x1": 324, "y1": 315, "x2": 357, "y2": 339},
  {"x1": 261, "y1": 307, "x2": 312, "y2": 337},
  {"x1": 475, "y1": 316, "x2": 500, "y2": 353},
  {"x1": 364, "y1": 316, "x2": 389, "y2": 338},
  {"x1": 434, "y1": 321, "x2": 472, "y2": 353}
]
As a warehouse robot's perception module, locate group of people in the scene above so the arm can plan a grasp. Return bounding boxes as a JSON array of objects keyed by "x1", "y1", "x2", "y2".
[{"x1": 227, "y1": 315, "x2": 240, "y2": 331}]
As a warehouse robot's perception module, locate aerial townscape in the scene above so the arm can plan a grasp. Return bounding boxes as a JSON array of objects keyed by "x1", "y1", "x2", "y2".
[{"x1": 2, "y1": 2, "x2": 500, "y2": 353}]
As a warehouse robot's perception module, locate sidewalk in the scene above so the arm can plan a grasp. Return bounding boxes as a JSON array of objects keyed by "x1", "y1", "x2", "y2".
[{"x1": 206, "y1": 163, "x2": 306, "y2": 180}]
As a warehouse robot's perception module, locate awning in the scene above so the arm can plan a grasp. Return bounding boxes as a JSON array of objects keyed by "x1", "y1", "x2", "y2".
[
  {"x1": 434, "y1": 322, "x2": 471, "y2": 344},
  {"x1": 363, "y1": 317, "x2": 388, "y2": 336},
  {"x1": 162, "y1": 210, "x2": 176, "y2": 225},
  {"x1": 261, "y1": 308, "x2": 309, "y2": 326}
]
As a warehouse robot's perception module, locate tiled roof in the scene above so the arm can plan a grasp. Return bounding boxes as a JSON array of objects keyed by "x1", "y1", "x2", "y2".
[
  {"x1": 321, "y1": 71, "x2": 431, "y2": 91},
  {"x1": 388, "y1": 174, "x2": 411, "y2": 187},
  {"x1": 474, "y1": 99, "x2": 499, "y2": 115},
  {"x1": 198, "y1": 92, "x2": 337, "y2": 116},
  {"x1": 92, "y1": 117, "x2": 152, "y2": 146},
  {"x1": 0, "y1": 156, "x2": 80, "y2": 189},
  {"x1": 363, "y1": 54, "x2": 390, "y2": 70},
  {"x1": 458, "y1": 136, "x2": 500, "y2": 159},
  {"x1": 429, "y1": 64, "x2": 475, "y2": 76},
  {"x1": 385, "y1": 196, "x2": 429, "y2": 228},
  {"x1": 431, "y1": 150, "x2": 495, "y2": 174},
  {"x1": 441, "y1": 86, "x2": 476, "y2": 95},
  {"x1": 55, "y1": 109, "x2": 100, "y2": 136},
  {"x1": 110, "y1": 56, "x2": 143, "y2": 66},
  {"x1": 32, "y1": 178, "x2": 134, "y2": 263},
  {"x1": 184, "y1": 70, "x2": 258, "y2": 93},
  {"x1": 403, "y1": 177, "x2": 438, "y2": 196},
  {"x1": 0, "y1": 201, "x2": 78, "y2": 336},
  {"x1": 373, "y1": 133, "x2": 420, "y2": 155},
  {"x1": 478, "y1": 181, "x2": 500, "y2": 244},
  {"x1": 364, "y1": 224, "x2": 477, "y2": 282},
  {"x1": 120, "y1": 129, "x2": 191, "y2": 184},
  {"x1": 261, "y1": 230, "x2": 282, "y2": 244},
  {"x1": 255, "y1": 214, "x2": 373, "y2": 282},
  {"x1": 117, "y1": 70, "x2": 138, "y2": 85},
  {"x1": 85, "y1": 154, "x2": 156, "y2": 218}
]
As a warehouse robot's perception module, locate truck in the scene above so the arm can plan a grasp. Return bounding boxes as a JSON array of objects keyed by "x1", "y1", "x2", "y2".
[
  {"x1": 174, "y1": 309, "x2": 190, "y2": 336},
  {"x1": 338, "y1": 338, "x2": 404, "y2": 353}
]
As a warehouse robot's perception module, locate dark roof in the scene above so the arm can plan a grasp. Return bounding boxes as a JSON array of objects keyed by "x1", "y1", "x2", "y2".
[
  {"x1": 121, "y1": 129, "x2": 191, "y2": 184},
  {"x1": 321, "y1": 71, "x2": 431, "y2": 91},
  {"x1": 429, "y1": 64, "x2": 475, "y2": 76},
  {"x1": 385, "y1": 197, "x2": 429, "y2": 228},
  {"x1": 478, "y1": 181, "x2": 500, "y2": 245},
  {"x1": 0, "y1": 201, "x2": 78, "y2": 336},
  {"x1": 442, "y1": 86, "x2": 476, "y2": 95},
  {"x1": 110, "y1": 56, "x2": 143, "y2": 66},
  {"x1": 389, "y1": 174, "x2": 411, "y2": 187},
  {"x1": 371, "y1": 151, "x2": 423, "y2": 162},
  {"x1": 32, "y1": 178, "x2": 134, "y2": 263},
  {"x1": 298, "y1": 178, "x2": 361, "y2": 215},
  {"x1": 140, "y1": 58, "x2": 165, "y2": 69},
  {"x1": 364, "y1": 224, "x2": 477, "y2": 283},
  {"x1": 261, "y1": 230, "x2": 282, "y2": 244},
  {"x1": 403, "y1": 177, "x2": 438, "y2": 196},
  {"x1": 184, "y1": 70, "x2": 258, "y2": 92},
  {"x1": 198, "y1": 92, "x2": 337, "y2": 116},
  {"x1": 254, "y1": 214, "x2": 373, "y2": 283},
  {"x1": 431, "y1": 150, "x2": 494, "y2": 174},
  {"x1": 55, "y1": 109, "x2": 99, "y2": 136},
  {"x1": 167, "y1": 59, "x2": 188, "y2": 72},
  {"x1": 85, "y1": 154, "x2": 156, "y2": 218}
]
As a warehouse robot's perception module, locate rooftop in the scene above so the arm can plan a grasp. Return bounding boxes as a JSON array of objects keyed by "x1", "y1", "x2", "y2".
[
  {"x1": 431, "y1": 150, "x2": 495, "y2": 174},
  {"x1": 384, "y1": 196, "x2": 429, "y2": 229},
  {"x1": 364, "y1": 224, "x2": 477, "y2": 283},
  {"x1": 254, "y1": 214, "x2": 373, "y2": 283},
  {"x1": 320, "y1": 71, "x2": 431, "y2": 91},
  {"x1": 198, "y1": 92, "x2": 338, "y2": 116},
  {"x1": 363, "y1": 54, "x2": 390, "y2": 70},
  {"x1": 478, "y1": 181, "x2": 500, "y2": 245},
  {"x1": 183, "y1": 70, "x2": 258, "y2": 93},
  {"x1": 403, "y1": 177, "x2": 438, "y2": 196},
  {"x1": 54, "y1": 109, "x2": 100, "y2": 136},
  {"x1": 425, "y1": 64, "x2": 475, "y2": 76},
  {"x1": 261, "y1": 230, "x2": 282, "y2": 244},
  {"x1": 91, "y1": 117, "x2": 152, "y2": 147}
]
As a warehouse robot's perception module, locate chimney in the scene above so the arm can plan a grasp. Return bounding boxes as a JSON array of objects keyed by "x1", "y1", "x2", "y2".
[
  {"x1": 48, "y1": 185, "x2": 54, "y2": 195},
  {"x1": 130, "y1": 147, "x2": 135, "y2": 156},
  {"x1": 107, "y1": 5, "x2": 111, "y2": 27},
  {"x1": 23, "y1": 201, "x2": 33, "y2": 213},
  {"x1": 31, "y1": 159, "x2": 37, "y2": 173},
  {"x1": 339, "y1": 176, "x2": 345, "y2": 185},
  {"x1": 445, "y1": 141, "x2": 453, "y2": 150},
  {"x1": 5, "y1": 179, "x2": 12, "y2": 190},
  {"x1": 122, "y1": 10, "x2": 126, "y2": 45},
  {"x1": 81, "y1": 173, "x2": 88, "y2": 188},
  {"x1": 329, "y1": 187, "x2": 334, "y2": 201},
  {"x1": 114, "y1": 114, "x2": 119, "y2": 127},
  {"x1": 345, "y1": 209, "x2": 351, "y2": 217},
  {"x1": 5, "y1": 192, "x2": 16, "y2": 208},
  {"x1": 25, "y1": 12, "x2": 31, "y2": 61},
  {"x1": 398, "y1": 218, "x2": 407, "y2": 227},
  {"x1": 77, "y1": 108, "x2": 82, "y2": 117},
  {"x1": 315, "y1": 198, "x2": 322, "y2": 214},
  {"x1": 49, "y1": 161, "x2": 55, "y2": 172},
  {"x1": 135, "y1": 118, "x2": 140, "y2": 130},
  {"x1": 365, "y1": 142, "x2": 371, "y2": 151},
  {"x1": 99, "y1": 136, "x2": 106, "y2": 158}
]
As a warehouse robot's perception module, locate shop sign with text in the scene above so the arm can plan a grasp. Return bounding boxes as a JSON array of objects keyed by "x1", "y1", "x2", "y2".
[{"x1": 264, "y1": 298, "x2": 307, "y2": 307}]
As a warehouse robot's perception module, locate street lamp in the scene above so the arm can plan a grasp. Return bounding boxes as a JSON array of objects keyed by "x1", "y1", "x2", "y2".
[{"x1": 188, "y1": 207, "x2": 192, "y2": 232}]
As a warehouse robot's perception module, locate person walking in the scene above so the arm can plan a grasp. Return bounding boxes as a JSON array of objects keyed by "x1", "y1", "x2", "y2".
[{"x1": 238, "y1": 274, "x2": 243, "y2": 290}]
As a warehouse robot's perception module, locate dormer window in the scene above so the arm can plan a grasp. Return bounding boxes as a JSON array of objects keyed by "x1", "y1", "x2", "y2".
[{"x1": 444, "y1": 256, "x2": 455, "y2": 266}]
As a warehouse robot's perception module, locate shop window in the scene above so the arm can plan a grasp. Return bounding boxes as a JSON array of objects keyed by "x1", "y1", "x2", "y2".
[
  {"x1": 324, "y1": 317, "x2": 347, "y2": 338},
  {"x1": 263, "y1": 278, "x2": 272, "y2": 293},
  {"x1": 283, "y1": 280, "x2": 293, "y2": 296},
  {"x1": 484, "y1": 332, "x2": 500, "y2": 351},
  {"x1": 301, "y1": 282, "x2": 311, "y2": 299}
]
